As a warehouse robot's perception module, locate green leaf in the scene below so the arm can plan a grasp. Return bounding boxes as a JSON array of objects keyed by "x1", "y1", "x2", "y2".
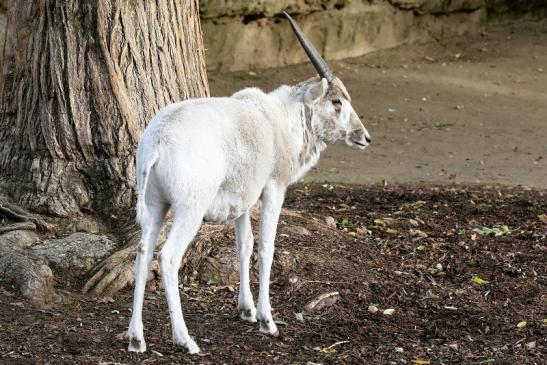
[
  {"x1": 472, "y1": 276, "x2": 488, "y2": 285},
  {"x1": 338, "y1": 217, "x2": 351, "y2": 228},
  {"x1": 339, "y1": 203, "x2": 350, "y2": 209},
  {"x1": 472, "y1": 225, "x2": 511, "y2": 237},
  {"x1": 385, "y1": 228, "x2": 398, "y2": 234},
  {"x1": 207, "y1": 276, "x2": 220, "y2": 285}
]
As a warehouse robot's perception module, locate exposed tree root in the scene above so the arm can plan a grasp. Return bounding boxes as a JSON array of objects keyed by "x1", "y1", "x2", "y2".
[
  {"x1": 0, "y1": 222, "x2": 36, "y2": 234},
  {"x1": 82, "y1": 243, "x2": 138, "y2": 295},
  {"x1": 0, "y1": 197, "x2": 52, "y2": 231},
  {"x1": 82, "y1": 221, "x2": 228, "y2": 296},
  {"x1": 81, "y1": 208, "x2": 340, "y2": 296}
]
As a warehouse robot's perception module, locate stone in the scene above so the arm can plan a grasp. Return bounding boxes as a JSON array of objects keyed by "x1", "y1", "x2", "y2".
[
  {"x1": 0, "y1": 251, "x2": 53, "y2": 306},
  {"x1": 32, "y1": 233, "x2": 117, "y2": 276}
]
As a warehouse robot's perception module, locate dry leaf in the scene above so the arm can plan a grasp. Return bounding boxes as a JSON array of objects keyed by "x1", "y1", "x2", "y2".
[
  {"x1": 412, "y1": 360, "x2": 431, "y2": 365},
  {"x1": 320, "y1": 347, "x2": 336, "y2": 354},
  {"x1": 304, "y1": 292, "x2": 340, "y2": 313},
  {"x1": 517, "y1": 320, "x2": 527, "y2": 328},
  {"x1": 368, "y1": 305, "x2": 379, "y2": 314},
  {"x1": 538, "y1": 214, "x2": 547, "y2": 224},
  {"x1": 383, "y1": 308, "x2": 395, "y2": 315},
  {"x1": 374, "y1": 218, "x2": 387, "y2": 226}
]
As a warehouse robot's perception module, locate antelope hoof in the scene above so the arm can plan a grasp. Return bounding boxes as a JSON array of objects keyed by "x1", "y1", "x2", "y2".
[
  {"x1": 258, "y1": 319, "x2": 278, "y2": 335},
  {"x1": 239, "y1": 307, "x2": 257, "y2": 322},
  {"x1": 185, "y1": 338, "x2": 201, "y2": 354},
  {"x1": 174, "y1": 337, "x2": 200, "y2": 354},
  {"x1": 128, "y1": 336, "x2": 146, "y2": 353}
]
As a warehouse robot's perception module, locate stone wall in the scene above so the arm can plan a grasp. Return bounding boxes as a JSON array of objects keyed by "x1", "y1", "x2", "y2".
[
  {"x1": 0, "y1": 1, "x2": 545, "y2": 73},
  {"x1": 200, "y1": 0, "x2": 546, "y2": 72}
]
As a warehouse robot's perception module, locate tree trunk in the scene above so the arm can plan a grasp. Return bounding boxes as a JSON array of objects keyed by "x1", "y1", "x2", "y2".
[{"x1": 0, "y1": 0, "x2": 209, "y2": 217}]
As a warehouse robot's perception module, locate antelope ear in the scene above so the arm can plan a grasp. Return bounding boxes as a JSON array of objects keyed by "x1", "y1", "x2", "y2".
[{"x1": 304, "y1": 78, "x2": 328, "y2": 105}]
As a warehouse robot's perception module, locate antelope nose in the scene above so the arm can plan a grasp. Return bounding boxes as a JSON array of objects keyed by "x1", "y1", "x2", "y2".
[{"x1": 365, "y1": 135, "x2": 371, "y2": 143}]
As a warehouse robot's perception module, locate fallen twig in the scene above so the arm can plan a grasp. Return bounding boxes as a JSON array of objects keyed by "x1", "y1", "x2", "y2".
[{"x1": 327, "y1": 340, "x2": 350, "y2": 349}]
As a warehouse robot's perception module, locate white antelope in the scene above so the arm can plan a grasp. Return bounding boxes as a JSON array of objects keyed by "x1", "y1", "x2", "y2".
[{"x1": 127, "y1": 12, "x2": 371, "y2": 354}]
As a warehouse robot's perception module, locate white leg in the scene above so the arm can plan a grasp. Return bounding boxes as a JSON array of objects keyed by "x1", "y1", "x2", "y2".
[
  {"x1": 256, "y1": 184, "x2": 284, "y2": 335},
  {"x1": 235, "y1": 212, "x2": 256, "y2": 322},
  {"x1": 128, "y1": 204, "x2": 167, "y2": 352},
  {"x1": 159, "y1": 210, "x2": 202, "y2": 354}
]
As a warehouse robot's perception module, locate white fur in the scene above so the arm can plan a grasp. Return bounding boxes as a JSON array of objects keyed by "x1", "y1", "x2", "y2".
[{"x1": 127, "y1": 77, "x2": 370, "y2": 354}]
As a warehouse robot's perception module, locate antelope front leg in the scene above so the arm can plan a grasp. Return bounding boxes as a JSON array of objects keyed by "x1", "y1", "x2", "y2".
[
  {"x1": 235, "y1": 212, "x2": 257, "y2": 322},
  {"x1": 256, "y1": 184, "x2": 285, "y2": 335}
]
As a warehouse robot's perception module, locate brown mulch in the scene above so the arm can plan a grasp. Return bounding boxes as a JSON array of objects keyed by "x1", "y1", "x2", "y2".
[{"x1": 0, "y1": 184, "x2": 545, "y2": 364}]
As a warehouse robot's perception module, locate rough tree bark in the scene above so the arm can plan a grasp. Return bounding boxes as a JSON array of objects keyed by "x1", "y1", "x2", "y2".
[
  {"x1": 0, "y1": 0, "x2": 209, "y2": 217},
  {"x1": 0, "y1": 0, "x2": 210, "y2": 296}
]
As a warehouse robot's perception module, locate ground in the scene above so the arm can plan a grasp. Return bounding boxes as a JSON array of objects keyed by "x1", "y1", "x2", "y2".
[
  {"x1": 0, "y1": 19, "x2": 546, "y2": 365},
  {"x1": 1, "y1": 184, "x2": 545, "y2": 364},
  {"x1": 210, "y1": 19, "x2": 547, "y2": 188}
]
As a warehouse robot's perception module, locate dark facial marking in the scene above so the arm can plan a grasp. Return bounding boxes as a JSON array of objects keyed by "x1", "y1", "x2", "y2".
[{"x1": 332, "y1": 98, "x2": 342, "y2": 112}]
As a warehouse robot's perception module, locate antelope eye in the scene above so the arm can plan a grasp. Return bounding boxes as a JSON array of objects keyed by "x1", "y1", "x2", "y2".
[{"x1": 332, "y1": 99, "x2": 342, "y2": 106}]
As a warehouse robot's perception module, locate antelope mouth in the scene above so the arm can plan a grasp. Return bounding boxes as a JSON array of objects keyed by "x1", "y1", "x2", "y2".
[{"x1": 348, "y1": 139, "x2": 368, "y2": 149}]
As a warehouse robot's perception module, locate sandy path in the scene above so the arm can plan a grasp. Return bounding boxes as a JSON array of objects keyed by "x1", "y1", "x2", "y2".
[{"x1": 209, "y1": 20, "x2": 547, "y2": 188}]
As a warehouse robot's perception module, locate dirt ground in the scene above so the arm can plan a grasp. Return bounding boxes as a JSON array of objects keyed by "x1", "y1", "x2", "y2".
[
  {"x1": 1, "y1": 184, "x2": 545, "y2": 364},
  {"x1": 210, "y1": 19, "x2": 547, "y2": 188},
  {"x1": 1, "y1": 19, "x2": 546, "y2": 365}
]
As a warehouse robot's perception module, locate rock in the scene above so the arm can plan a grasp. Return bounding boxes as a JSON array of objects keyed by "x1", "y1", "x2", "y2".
[
  {"x1": 32, "y1": 233, "x2": 116, "y2": 276},
  {"x1": 0, "y1": 229, "x2": 40, "y2": 250},
  {"x1": 304, "y1": 292, "x2": 341, "y2": 313},
  {"x1": 0, "y1": 251, "x2": 53, "y2": 306},
  {"x1": 325, "y1": 216, "x2": 337, "y2": 228}
]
